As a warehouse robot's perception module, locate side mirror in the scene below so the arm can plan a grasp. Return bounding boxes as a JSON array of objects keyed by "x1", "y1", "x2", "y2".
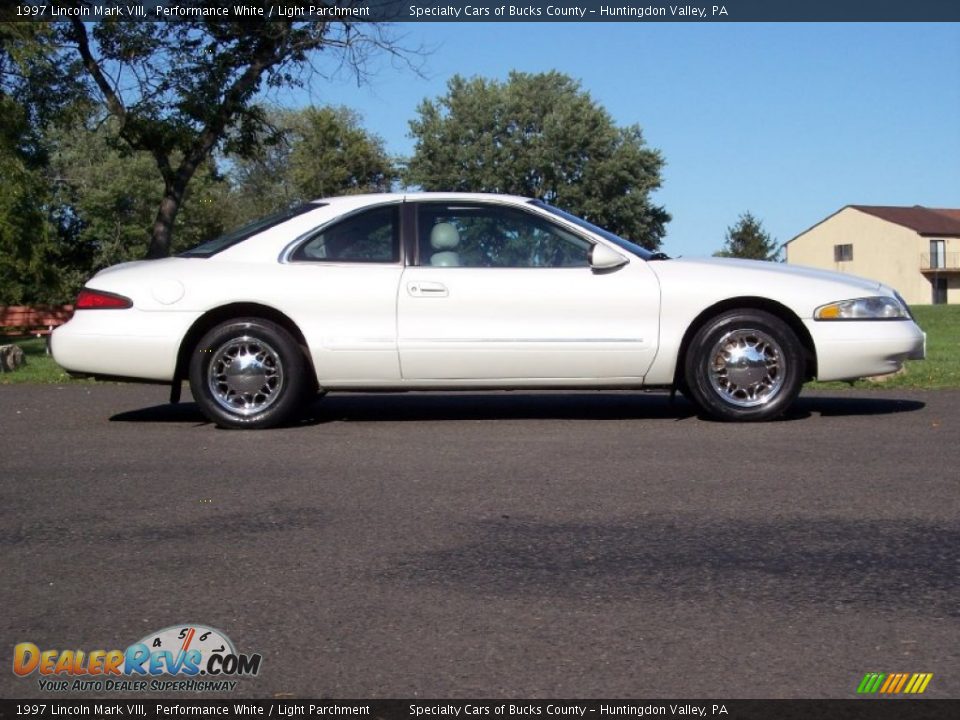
[{"x1": 590, "y1": 244, "x2": 628, "y2": 271}]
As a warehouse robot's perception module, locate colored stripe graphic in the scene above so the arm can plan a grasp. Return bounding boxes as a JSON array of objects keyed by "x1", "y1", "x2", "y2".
[
  {"x1": 857, "y1": 673, "x2": 885, "y2": 693},
  {"x1": 893, "y1": 674, "x2": 909, "y2": 693},
  {"x1": 906, "y1": 673, "x2": 934, "y2": 694},
  {"x1": 879, "y1": 674, "x2": 897, "y2": 693},
  {"x1": 857, "y1": 672, "x2": 932, "y2": 694}
]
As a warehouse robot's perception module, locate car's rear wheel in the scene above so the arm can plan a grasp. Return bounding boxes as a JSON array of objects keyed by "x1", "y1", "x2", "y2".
[
  {"x1": 189, "y1": 318, "x2": 307, "y2": 429},
  {"x1": 683, "y1": 309, "x2": 805, "y2": 421}
]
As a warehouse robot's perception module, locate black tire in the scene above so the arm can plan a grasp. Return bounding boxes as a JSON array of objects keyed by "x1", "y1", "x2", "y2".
[
  {"x1": 683, "y1": 309, "x2": 805, "y2": 422},
  {"x1": 189, "y1": 317, "x2": 308, "y2": 429}
]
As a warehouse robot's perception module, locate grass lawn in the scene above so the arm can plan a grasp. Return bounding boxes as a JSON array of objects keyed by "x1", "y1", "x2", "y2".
[
  {"x1": 0, "y1": 335, "x2": 91, "y2": 385},
  {"x1": 2, "y1": 305, "x2": 958, "y2": 388}
]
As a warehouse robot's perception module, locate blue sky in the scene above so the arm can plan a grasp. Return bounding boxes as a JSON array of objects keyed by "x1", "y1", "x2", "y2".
[{"x1": 278, "y1": 22, "x2": 960, "y2": 257}]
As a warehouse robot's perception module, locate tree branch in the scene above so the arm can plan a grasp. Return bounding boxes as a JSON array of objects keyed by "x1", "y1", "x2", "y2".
[
  {"x1": 68, "y1": 19, "x2": 126, "y2": 127},
  {"x1": 184, "y1": 33, "x2": 283, "y2": 171}
]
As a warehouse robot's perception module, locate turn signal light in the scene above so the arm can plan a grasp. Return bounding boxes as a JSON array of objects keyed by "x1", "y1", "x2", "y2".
[{"x1": 75, "y1": 288, "x2": 133, "y2": 310}]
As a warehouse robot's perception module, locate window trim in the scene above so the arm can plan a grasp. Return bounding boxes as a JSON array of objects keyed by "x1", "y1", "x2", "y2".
[{"x1": 409, "y1": 200, "x2": 597, "y2": 270}]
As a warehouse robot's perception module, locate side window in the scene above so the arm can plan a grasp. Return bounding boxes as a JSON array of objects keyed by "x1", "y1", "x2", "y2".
[
  {"x1": 292, "y1": 205, "x2": 399, "y2": 263},
  {"x1": 417, "y1": 204, "x2": 591, "y2": 268}
]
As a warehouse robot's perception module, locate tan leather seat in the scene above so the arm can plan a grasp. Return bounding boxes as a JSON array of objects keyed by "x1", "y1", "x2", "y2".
[{"x1": 429, "y1": 223, "x2": 461, "y2": 266}]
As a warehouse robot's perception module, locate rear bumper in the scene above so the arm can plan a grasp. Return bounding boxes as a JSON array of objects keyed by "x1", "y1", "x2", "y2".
[
  {"x1": 51, "y1": 309, "x2": 200, "y2": 382},
  {"x1": 806, "y1": 319, "x2": 926, "y2": 382}
]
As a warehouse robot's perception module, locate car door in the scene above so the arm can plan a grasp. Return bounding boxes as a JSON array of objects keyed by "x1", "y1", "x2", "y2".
[
  {"x1": 281, "y1": 202, "x2": 404, "y2": 383},
  {"x1": 397, "y1": 201, "x2": 661, "y2": 382}
]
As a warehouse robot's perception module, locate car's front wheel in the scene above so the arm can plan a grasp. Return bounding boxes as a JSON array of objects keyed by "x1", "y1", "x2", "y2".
[
  {"x1": 683, "y1": 309, "x2": 805, "y2": 421},
  {"x1": 189, "y1": 318, "x2": 308, "y2": 429}
]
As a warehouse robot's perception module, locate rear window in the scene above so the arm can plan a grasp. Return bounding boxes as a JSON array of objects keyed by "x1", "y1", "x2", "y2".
[{"x1": 179, "y1": 203, "x2": 324, "y2": 258}]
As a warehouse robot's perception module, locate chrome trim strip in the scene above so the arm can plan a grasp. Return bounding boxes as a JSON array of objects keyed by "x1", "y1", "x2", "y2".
[{"x1": 401, "y1": 338, "x2": 644, "y2": 343}]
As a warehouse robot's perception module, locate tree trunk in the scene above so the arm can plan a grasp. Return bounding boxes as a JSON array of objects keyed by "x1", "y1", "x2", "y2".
[
  {"x1": 146, "y1": 164, "x2": 195, "y2": 259},
  {"x1": 146, "y1": 192, "x2": 178, "y2": 259}
]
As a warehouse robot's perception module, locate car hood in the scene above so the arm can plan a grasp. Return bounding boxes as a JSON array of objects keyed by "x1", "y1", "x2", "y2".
[
  {"x1": 645, "y1": 256, "x2": 895, "y2": 320},
  {"x1": 667, "y1": 256, "x2": 883, "y2": 292}
]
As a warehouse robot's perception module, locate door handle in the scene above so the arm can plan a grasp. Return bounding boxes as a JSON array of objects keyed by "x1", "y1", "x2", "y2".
[{"x1": 407, "y1": 281, "x2": 448, "y2": 297}]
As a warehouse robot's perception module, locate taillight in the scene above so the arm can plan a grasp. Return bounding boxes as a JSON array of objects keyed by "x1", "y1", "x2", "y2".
[{"x1": 75, "y1": 288, "x2": 133, "y2": 309}]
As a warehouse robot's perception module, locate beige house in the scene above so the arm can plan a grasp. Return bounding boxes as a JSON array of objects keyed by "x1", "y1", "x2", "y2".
[{"x1": 785, "y1": 205, "x2": 960, "y2": 305}]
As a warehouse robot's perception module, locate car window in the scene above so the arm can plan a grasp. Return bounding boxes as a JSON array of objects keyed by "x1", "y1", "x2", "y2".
[
  {"x1": 180, "y1": 203, "x2": 322, "y2": 258},
  {"x1": 292, "y1": 205, "x2": 400, "y2": 263},
  {"x1": 529, "y1": 199, "x2": 655, "y2": 261},
  {"x1": 417, "y1": 204, "x2": 592, "y2": 268}
]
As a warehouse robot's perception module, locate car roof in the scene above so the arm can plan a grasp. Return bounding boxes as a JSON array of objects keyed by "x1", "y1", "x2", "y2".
[
  {"x1": 209, "y1": 192, "x2": 541, "y2": 262},
  {"x1": 312, "y1": 192, "x2": 533, "y2": 207}
]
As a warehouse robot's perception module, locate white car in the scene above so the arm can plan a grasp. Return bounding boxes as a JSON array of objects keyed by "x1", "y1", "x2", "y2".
[{"x1": 52, "y1": 193, "x2": 926, "y2": 428}]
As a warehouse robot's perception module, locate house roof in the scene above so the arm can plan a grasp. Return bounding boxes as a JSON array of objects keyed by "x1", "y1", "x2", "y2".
[
  {"x1": 787, "y1": 204, "x2": 960, "y2": 244},
  {"x1": 849, "y1": 205, "x2": 960, "y2": 236},
  {"x1": 931, "y1": 208, "x2": 960, "y2": 223}
]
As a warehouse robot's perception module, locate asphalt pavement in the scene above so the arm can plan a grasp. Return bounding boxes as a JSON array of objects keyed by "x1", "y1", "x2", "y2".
[{"x1": 1, "y1": 384, "x2": 957, "y2": 699}]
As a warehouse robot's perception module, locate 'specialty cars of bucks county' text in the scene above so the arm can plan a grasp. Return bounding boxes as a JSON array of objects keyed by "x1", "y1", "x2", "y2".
[{"x1": 52, "y1": 193, "x2": 926, "y2": 429}]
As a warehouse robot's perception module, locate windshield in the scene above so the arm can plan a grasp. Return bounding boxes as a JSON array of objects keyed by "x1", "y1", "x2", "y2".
[
  {"x1": 178, "y1": 203, "x2": 323, "y2": 258},
  {"x1": 529, "y1": 200, "x2": 654, "y2": 260}
]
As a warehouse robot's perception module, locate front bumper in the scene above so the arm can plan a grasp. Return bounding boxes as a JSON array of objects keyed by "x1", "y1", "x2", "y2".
[{"x1": 805, "y1": 319, "x2": 926, "y2": 382}]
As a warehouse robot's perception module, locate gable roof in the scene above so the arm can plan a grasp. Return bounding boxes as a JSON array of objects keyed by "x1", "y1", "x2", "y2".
[
  {"x1": 787, "y1": 204, "x2": 960, "y2": 245},
  {"x1": 849, "y1": 205, "x2": 960, "y2": 236}
]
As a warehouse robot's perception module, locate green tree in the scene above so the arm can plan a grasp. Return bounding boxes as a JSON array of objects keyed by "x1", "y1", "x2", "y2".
[
  {"x1": 5, "y1": 13, "x2": 417, "y2": 258},
  {"x1": 289, "y1": 107, "x2": 398, "y2": 199},
  {"x1": 1, "y1": 24, "x2": 104, "y2": 304},
  {"x1": 48, "y1": 114, "x2": 231, "y2": 276},
  {"x1": 0, "y1": 94, "x2": 60, "y2": 305},
  {"x1": 714, "y1": 212, "x2": 781, "y2": 261},
  {"x1": 227, "y1": 106, "x2": 397, "y2": 227},
  {"x1": 51, "y1": 121, "x2": 164, "y2": 272},
  {"x1": 405, "y1": 71, "x2": 669, "y2": 250}
]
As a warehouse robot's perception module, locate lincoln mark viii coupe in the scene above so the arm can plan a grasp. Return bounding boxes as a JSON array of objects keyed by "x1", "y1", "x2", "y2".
[{"x1": 52, "y1": 193, "x2": 926, "y2": 428}]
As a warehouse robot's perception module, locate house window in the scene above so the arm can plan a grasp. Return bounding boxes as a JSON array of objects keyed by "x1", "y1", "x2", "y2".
[
  {"x1": 834, "y1": 244, "x2": 853, "y2": 262},
  {"x1": 930, "y1": 239, "x2": 946, "y2": 269}
]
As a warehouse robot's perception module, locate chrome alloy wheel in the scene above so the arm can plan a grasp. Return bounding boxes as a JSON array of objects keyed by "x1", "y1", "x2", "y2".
[
  {"x1": 707, "y1": 328, "x2": 785, "y2": 408},
  {"x1": 207, "y1": 336, "x2": 284, "y2": 416}
]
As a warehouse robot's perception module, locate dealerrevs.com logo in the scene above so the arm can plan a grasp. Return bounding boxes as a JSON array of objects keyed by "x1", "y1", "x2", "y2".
[{"x1": 13, "y1": 624, "x2": 262, "y2": 693}]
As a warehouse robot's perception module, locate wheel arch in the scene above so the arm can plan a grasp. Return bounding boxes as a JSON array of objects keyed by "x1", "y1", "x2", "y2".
[
  {"x1": 173, "y1": 303, "x2": 318, "y2": 395},
  {"x1": 673, "y1": 297, "x2": 817, "y2": 389}
]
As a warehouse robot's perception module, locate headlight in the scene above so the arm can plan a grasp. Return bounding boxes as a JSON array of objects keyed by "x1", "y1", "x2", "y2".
[{"x1": 814, "y1": 296, "x2": 909, "y2": 320}]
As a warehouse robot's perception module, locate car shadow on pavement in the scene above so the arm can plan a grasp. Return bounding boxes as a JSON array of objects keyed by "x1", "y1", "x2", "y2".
[
  {"x1": 302, "y1": 392, "x2": 700, "y2": 423},
  {"x1": 785, "y1": 394, "x2": 926, "y2": 419},
  {"x1": 108, "y1": 392, "x2": 926, "y2": 426},
  {"x1": 110, "y1": 401, "x2": 211, "y2": 424},
  {"x1": 110, "y1": 392, "x2": 700, "y2": 425},
  {"x1": 299, "y1": 392, "x2": 926, "y2": 424}
]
